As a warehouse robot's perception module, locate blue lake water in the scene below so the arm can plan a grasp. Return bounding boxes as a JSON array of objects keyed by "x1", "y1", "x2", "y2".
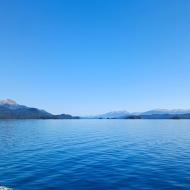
[{"x1": 0, "y1": 119, "x2": 190, "y2": 190}]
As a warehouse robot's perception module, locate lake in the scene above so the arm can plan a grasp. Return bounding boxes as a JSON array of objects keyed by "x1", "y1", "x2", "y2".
[{"x1": 0, "y1": 120, "x2": 190, "y2": 190}]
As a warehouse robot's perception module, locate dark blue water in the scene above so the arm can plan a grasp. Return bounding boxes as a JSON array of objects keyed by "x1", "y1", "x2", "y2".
[{"x1": 0, "y1": 120, "x2": 190, "y2": 190}]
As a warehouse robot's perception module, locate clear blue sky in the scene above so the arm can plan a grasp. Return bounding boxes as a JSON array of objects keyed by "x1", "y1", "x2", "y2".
[{"x1": 0, "y1": 0, "x2": 190, "y2": 115}]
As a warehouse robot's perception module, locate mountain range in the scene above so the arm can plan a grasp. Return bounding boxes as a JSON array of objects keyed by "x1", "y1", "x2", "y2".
[
  {"x1": 1, "y1": 99, "x2": 190, "y2": 119},
  {"x1": 87, "y1": 109, "x2": 190, "y2": 119},
  {"x1": 0, "y1": 99, "x2": 79, "y2": 119}
]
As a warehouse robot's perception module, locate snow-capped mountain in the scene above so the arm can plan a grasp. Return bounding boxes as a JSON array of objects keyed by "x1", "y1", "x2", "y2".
[
  {"x1": 0, "y1": 99, "x2": 52, "y2": 119},
  {"x1": 87, "y1": 111, "x2": 130, "y2": 119},
  {"x1": 0, "y1": 98, "x2": 17, "y2": 105},
  {"x1": 0, "y1": 99, "x2": 78, "y2": 119},
  {"x1": 141, "y1": 109, "x2": 190, "y2": 115},
  {"x1": 0, "y1": 99, "x2": 27, "y2": 110},
  {"x1": 86, "y1": 109, "x2": 190, "y2": 119}
]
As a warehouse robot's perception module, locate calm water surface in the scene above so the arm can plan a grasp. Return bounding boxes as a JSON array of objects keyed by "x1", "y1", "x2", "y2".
[{"x1": 0, "y1": 120, "x2": 190, "y2": 190}]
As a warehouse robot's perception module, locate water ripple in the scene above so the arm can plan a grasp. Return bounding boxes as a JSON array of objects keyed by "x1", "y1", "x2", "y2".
[{"x1": 0, "y1": 120, "x2": 190, "y2": 189}]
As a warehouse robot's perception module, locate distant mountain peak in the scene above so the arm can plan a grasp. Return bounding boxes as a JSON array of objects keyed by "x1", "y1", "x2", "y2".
[
  {"x1": 142, "y1": 108, "x2": 190, "y2": 115},
  {"x1": 92, "y1": 110, "x2": 130, "y2": 119},
  {"x1": 0, "y1": 99, "x2": 17, "y2": 105},
  {"x1": 0, "y1": 99, "x2": 78, "y2": 119}
]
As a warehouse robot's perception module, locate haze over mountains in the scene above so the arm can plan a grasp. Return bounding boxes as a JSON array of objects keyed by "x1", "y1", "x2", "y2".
[
  {"x1": 86, "y1": 110, "x2": 190, "y2": 119},
  {"x1": 1, "y1": 99, "x2": 190, "y2": 119}
]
